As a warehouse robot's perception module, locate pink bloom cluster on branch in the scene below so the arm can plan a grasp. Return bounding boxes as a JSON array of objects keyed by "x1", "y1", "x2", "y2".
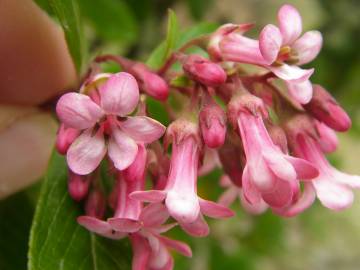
[{"x1": 54, "y1": 4, "x2": 359, "y2": 270}]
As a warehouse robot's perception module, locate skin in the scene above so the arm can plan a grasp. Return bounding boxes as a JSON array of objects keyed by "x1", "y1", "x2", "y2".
[{"x1": 0, "y1": 0, "x2": 77, "y2": 199}]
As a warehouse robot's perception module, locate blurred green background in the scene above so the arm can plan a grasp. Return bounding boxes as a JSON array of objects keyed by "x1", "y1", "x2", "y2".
[{"x1": 2, "y1": 0, "x2": 360, "y2": 269}]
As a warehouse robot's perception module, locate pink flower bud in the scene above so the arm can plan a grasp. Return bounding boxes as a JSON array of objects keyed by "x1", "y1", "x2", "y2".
[
  {"x1": 182, "y1": 55, "x2": 226, "y2": 87},
  {"x1": 55, "y1": 124, "x2": 80, "y2": 155},
  {"x1": 85, "y1": 190, "x2": 106, "y2": 219},
  {"x1": 123, "y1": 144, "x2": 147, "y2": 182},
  {"x1": 304, "y1": 84, "x2": 351, "y2": 131},
  {"x1": 68, "y1": 170, "x2": 90, "y2": 201},
  {"x1": 314, "y1": 121, "x2": 338, "y2": 153},
  {"x1": 131, "y1": 63, "x2": 169, "y2": 101},
  {"x1": 199, "y1": 102, "x2": 226, "y2": 148}
]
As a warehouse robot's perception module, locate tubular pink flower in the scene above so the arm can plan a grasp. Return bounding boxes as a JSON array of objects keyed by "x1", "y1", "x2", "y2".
[
  {"x1": 219, "y1": 4, "x2": 322, "y2": 104},
  {"x1": 182, "y1": 54, "x2": 227, "y2": 87},
  {"x1": 130, "y1": 119, "x2": 233, "y2": 237},
  {"x1": 228, "y1": 93, "x2": 318, "y2": 209},
  {"x1": 199, "y1": 100, "x2": 227, "y2": 148},
  {"x1": 56, "y1": 72, "x2": 166, "y2": 175},
  {"x1": 294, "y1": 133, "x2": 360, "y2": 210},
  {"x1": 304, "y1": 84, "x2": 351, "y2": 131}
]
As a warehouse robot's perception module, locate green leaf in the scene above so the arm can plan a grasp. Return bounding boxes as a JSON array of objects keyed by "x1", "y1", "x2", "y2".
[
  {"x1": 47, "y1": 0, "x2": 86, "y2": 73},
  {"x1": 28, "y1": 152, "x2": 131, "y2": 270},
  {"x1": 146, "y1": 21, "x2": 218, "y2": 70},
  {"x1": 0, "y1": 192, "x2": 34, "y2": 270},
  {"x1": 78, "y1": 0, "x2": 138, "y2": 44},
  {"x1": 146, "y1": 9, "x2": 179, "y2": 69}
]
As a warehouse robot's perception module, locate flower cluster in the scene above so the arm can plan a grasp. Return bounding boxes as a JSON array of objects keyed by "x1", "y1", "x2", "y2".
[{"x1": 55, "y1": 4, "x2": 359, "y2": 270}]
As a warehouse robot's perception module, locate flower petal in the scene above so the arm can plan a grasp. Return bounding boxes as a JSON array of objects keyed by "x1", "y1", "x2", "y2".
[
  {"x1": 199, "y1": 198, "x2": 234, "y2": 218},
  {"x1": 220, "y1": 34, "x2": 268, "y2": 65},
  {"x1": 285, "y1": 156, "x2": 319, "y2": 180},
  {"x1": 218, "y1": 188, "x2": 238, "y2": 207},
  {"x1": 277, "y1": 4, "x2": 302, "y2": 45},
  {"x1": 159, "y1": 235, "x2": 192, "y2": 257},
  {"x1": 108, "y1": 128, "x2": 138, "y2": 170},
  {"x1": 56, "y1": 93, "x2": 103, "y2": 129},
  {"x1": 179, "y1": 214, "x2": 209, "y2": 237},
  {"x1": 121, "y1": 116, "x2": 166, "y2": 143},
  {"x1": 262, "y1": 150, "x2": 297, "y2": 181},
  {"x1": 107, "y1": 218, "x2": 141, "y2": 233},
  {"x1": 67, "y1": 129, "x2": 106, "y2": 175},
  {"x1": 239, "y1": 189, "x2": 268, "y2": 215},
  {"x1": 130, "y1": 190, "x2": 166, "y2": 203},
  {"x1": 262, "y1": 179, "x2": 294, "y2": 208},
  {"x1": 292, "y1": 30, "x2": 323, "y2": 65},
  {"x1": 99, "y1": 72, "x2": 139, "y2": 116},
  {"x1": 259, "y1": 24, "x2": 282, "y2": 64},
  {"x1": 286, "y1": 80, "x2": 313, "y2": 104},
  {"x1": 313, "y1": 178, "x2": 354, "y2": 210},
  {"x1": 268, "y1": 64, "x2": 314, "y2": 83},
  {"x1": 242, "y1": 165, "x2": 263, "y2": 204},
  {"x1": 140, "y1": 203, "x2": 170, "y2": 227},
  {"x1": 77, "y1": 216, "x2": 126, "y2": 239},
  {"x1": 130, "y1": 234, "x2": 151, "y2": 270}
]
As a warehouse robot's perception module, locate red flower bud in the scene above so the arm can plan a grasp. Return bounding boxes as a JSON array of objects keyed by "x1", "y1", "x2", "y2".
[{"x1": 182, "y1": 55, "x2": 226, "y2": 87}]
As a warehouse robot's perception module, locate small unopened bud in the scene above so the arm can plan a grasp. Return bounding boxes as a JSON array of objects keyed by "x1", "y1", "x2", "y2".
[
  {"x1": 85, "y1": 190, "x2": 106, "y2": 219},
  {"x1": 304, "y1": 84, "x2": 351, "y2": 131},
  {"x1": 131, "y1": 63, "x2": 169, "y2": 101},
  {"x1": 56, "y1": 124, "x2": 80, "y2": 155},
  {"x1": 182, "y1": 54, "x2": 226, "y2": 87},
  {"x1": 199, "y1": 102, "x2": 226, "y2": 148},
  {"x1": 68, "y1": 171, "x2": 90, "y2": 201},
  {"x1": 315, "y1": 121, "x2": 338, "y2": 153}
]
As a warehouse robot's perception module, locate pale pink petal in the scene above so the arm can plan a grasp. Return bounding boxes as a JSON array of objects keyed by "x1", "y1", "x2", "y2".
[
  {"x1": 242, "y1": 165, "x2": 263, "y2": 204},
  {"x1": 130, "y1": 190, "x2": 166, "y2": 203},
  {"x1": 274, "y1": 183, "x2": 316, "y2": 217},
  {"x1": 313, "y1": 179, "x2": 354, "y2": 210},
  {"x1": 77, "y1": 216, "x2": 126, "y2": 239},
  {"x1": 99, "y1": 72, "x2": 139, "y2": 116},
  {"x1": 286, "y1": 80, "x2": 313, "y2": 104},
  {"x1": 292, "y1": 30, "x2": 323, "y2": 65},
  {"x1": 315, "y1": 121, "x2": 338, "y2": 153},
  {"x1": 107, "y1": 218, "x2": 141, "y2": 233},
  {"x1": 159, "y1": 235, "x2": 192, "y2": 257},
  {"x1": 179, "y1": 214, "x2": 209, "y2": 237},
  {"x1": 67, "y1": 129, "x2": 106, "y2": 175},
  {"x1": 218, "y1": 188, "x2": 238, "y2": 207},
  {"x1": 56, "y1": 93, "x2": 103, "y2": 129},
  {"x1": 285, "y1": 156, "x2": 319, "y2": 180},
  {"x1": 262, "y1": 150, "x2": 297, "y2": 181},
  {"x1": 333, "y1": 171, "x2": 360, "y2": 189},
  {"x1": 108, "y1": 128, "x2": 138, "y2": 170},
  {"x1": 121, "y1": 116, "x2": 166, "y2": 144},
  {"x1": 166, "y1": 190, "x2": 200, "y2": 224},
  {"x1": 262, "y1": 179, "x2": 294, "y2": 208},
  {"x1": 277, "y1": 4, "x2": 302, "y2": 45},
  {"x1": 151, "y1": 223, "x2": 178, "y2": 234},
  {"x1": 140, "y1": 203, "x2": 170, "y2": 227},
  {"x1": 239, "y1": 189, "x2": 268, "y2": 215},
  {"x1": 220, "y1": 34, "x2": 268, "y2": 65},
  {"x1": 268, "y1": 64, "x2": 314, "y2": 83},
  {"x1": 259, "y1": 24, "x2": 282, "y2": 64},
  {"x1": 199, "y1": 198, "x2": 234, "y2": 218}
]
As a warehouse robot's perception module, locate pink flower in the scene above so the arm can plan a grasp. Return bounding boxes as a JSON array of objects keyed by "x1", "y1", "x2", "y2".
[
  {"x1": 56, "y1": 72, "x2": 166, "y2": 175},
  {"x1": 294, "y1": 133, "x2": 360, "y2": 210},
  {"x1": 182, "y1": 54, "x2": 227, "y2": 87},
  {"x1": 130, "y1": 119, "x2": 233, "y2": 237},
  {"x1": 199, "y1": 99, "x2": 227, "y2": 148},
  {"x1": 68, "y1": 170, "x2": 90, "y2": 201},
  {"x1": 220, "y1": 4, "x2": 322, "y2": 104},
  {"x1": 130, "y1": 232, "x2": 192, "y2": 270},
  {"x1": 304, "y1": 84, "x2": 351, "y2": 131},
  {"x1": 227, "y1": 93, "x2": 318, "y2": 209}
]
